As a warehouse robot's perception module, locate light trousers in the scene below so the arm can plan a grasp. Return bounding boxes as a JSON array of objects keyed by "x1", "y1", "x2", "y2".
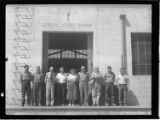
[{"x1": 46, "y1": 82, "x2": 55, "y2": 106}]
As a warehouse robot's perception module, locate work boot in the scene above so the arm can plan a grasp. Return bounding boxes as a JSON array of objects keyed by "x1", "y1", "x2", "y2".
[
  {"x1": 123, "y1": 103, "x2": 127, "y2": 106},
  {"x1": 105, "y1": 103, "x2": 109, "y2": 106},
  {"x1": 111, "y1": 103, "x2": 116, "y2": 106},
  {"x1": 119, "y1": 103, "x2": 122, "y2": 106}
]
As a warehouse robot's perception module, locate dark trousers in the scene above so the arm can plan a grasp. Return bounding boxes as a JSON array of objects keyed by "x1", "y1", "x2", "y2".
[
  {"x1": 117, "y1": 84, "x2": 127, "y2": 105},
  {"x1": 79, "y1": 82, "x2": 88, "y2": 105},
  {"x1": 105, "y1": 82, "x2": 114, "y2": 105},
  {"x1": 33, "y1": 82, "x2": 42, "y2": 106},
  {"x1": 57, "y1": 83, "x2": 66, "y2": 105},
  {"x1": 21, "y1": 80, "x2": 31, "y2": 106}
]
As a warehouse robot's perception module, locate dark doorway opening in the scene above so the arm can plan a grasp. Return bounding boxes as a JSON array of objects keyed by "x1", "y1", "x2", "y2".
[
  {"x1": 42, "y1": 32, "x2": 93, "y2": 105},
  {"x1": 48, "y1": 33, "x2": 88, "y2": 73}
]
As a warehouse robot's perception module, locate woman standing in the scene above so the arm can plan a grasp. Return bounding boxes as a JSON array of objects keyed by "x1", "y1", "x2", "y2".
[{"x1": 66, "y1": 68, "x2": 78, "y2": 106}]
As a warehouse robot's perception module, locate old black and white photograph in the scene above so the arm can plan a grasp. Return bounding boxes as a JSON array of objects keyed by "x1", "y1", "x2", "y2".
[{"x1": 5, "y1": 4, "x2": 154, "y2": 116}]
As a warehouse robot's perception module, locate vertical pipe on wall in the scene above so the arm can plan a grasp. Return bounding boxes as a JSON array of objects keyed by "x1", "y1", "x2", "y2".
[{"x1": 120, "y1": 14, "x2": 128, "y2": 74}]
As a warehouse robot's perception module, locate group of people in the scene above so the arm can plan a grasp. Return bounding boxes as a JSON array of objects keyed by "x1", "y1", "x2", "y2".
[{"x1": 20, "y1": 65, "x2": 129, "y2": 107}]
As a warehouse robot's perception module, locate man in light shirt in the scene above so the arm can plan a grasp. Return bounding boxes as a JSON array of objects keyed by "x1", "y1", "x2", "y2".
[
  {"x1": 45, "y1": 67, "x2": 56, "y2": 106},
  {"x1": 56, "y1": 67, "x2": 67, "y2": 106},
  {"x1": 78, "y1": 66, "x2": 89, "y2": 106},
  {"x1": 115, "y1": 68, "x2": 129, "y2": 106},
  {"x1": 90, "y1": 67, "x2": 103, "y2": 106},
  {"x1": 32, "y1": 66, "x2": 43, "y2": 106}
]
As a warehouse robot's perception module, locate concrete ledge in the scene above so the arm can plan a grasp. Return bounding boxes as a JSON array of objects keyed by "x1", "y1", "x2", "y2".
[{"x1": 6, "y1": 106, "x2": 151, "y2": 115}]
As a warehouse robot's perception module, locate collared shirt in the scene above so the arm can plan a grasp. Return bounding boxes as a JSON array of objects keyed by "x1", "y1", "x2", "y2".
[
  {"x1": 33, "y1": 72, "x2": 43, "y2": 83},
  {"x1": 21, "y1": 71, "x2": 32, "y2": 81},
  {"x1": 104, "y1": 71, "x2": 115, "y2": 83},
  {"x1": 116, "y1": 74, "x2": 129, "y2": 85},
  {"x1": 56, "y1": 73, "x2": 67, "y2": 83},
  {"x1": 78, "y1": 71, "x2": 89, "y2": 82},
  {"x1": 45, "y1": 72, "x2": 56, "y2": 82},
  {"x1": 90, "y1": 71, "x2": 103, "y2": 85},
  {"x1": 67, "y1": 74, "x2": 78, "y2": 82}
]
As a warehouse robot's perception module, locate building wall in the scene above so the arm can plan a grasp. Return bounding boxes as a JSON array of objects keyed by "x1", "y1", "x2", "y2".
[{"x1": 6, "y1": 5, "x2": 151, "y2": 107}]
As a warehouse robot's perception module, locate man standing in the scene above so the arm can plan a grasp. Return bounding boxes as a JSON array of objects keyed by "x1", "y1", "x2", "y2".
[
  {"x1": 115, "y1": 68, "x2": 129, "y2": 106},
  {"x1": 104, "y1": 66, "x2": 116, "y2": 106},
  {"x1": 20, "y1": 65, "x2": 32, "y2": 106},
  {"x1": 78, "y1": 66, "x2": 89, "y2": 106},
  {"x1": 56, "y1": 67, "x2": 67, "y2": 106},
  {"x1": 90, "y1": 67, "x2": 103, "y2": 106},
  {"x1": 45, "y1": 67, "x2": 56, "y2": 106},
  {"x1": 33, "y1": 66, "x2": 43, "y2": 106}
]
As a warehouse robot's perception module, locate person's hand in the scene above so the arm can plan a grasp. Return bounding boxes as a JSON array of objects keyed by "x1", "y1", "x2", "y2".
[{"x1": 31, "y1": 82, "x2": 33, "y2": 88}]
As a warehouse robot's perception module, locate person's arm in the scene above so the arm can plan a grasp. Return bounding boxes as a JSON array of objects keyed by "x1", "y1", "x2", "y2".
[
  {"x1": 114, "y1": 75, "x2": 119, "y2": 85},
  {"x1": 40, "y1": 73, "x2": 43, "y2": 83},
  {"x1": 99, "y1": 73, "x2": 103, "y2": 85},
  {"x1": 87, "y1": 72, "x2": 89, "y2": 82},
  {"x1": 126, "y1": 75, "x2": 129, "y2": 88},
  {"x1": 89, "y1": 73, "x2": 94, "y2": 83},
  {"x1": 103, "y1": 73, "x2": 106, "y2": 80},
  {"x1": 113, "y1": 72, "x2": 116, "y2": 83},
  {"x1": 66, "y1": 77, "x2": 69, "y2": 89},
  {"x1": 45, "y1": 73, "x2": 47, "y2": 83},
  {"x1": 55, "y1": 74, "x2": 59, "y2": 83},
  {"x1": 20, "y1": 73, "x2": 22, "y2": 83},
  {"x1": 75, "y1": 75, "x2": 78, "y2": 83}
]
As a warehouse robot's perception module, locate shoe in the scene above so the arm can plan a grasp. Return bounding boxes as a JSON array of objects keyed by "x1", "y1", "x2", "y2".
[
  {"x1": 119, "y1": 103, "x2": 122, "y2": 106},
  {"x1": 123, "y1": 103, "x2": 127, "y2": 106},
  {"x1": 69, "y1": 103, "x2": 71, "y2": 106},
  {"x1": 92, "y1": 104, "x2": 96, "y2": 106},
  {"x1": 111, "y1": 103, "x2": 116, "y2": 106},
  {"x1": 84, "y1": 103, "x2": 88, "y2": 106},
  {"x1": 105, "y1": 103, "x2": 109, "y2": 106}
]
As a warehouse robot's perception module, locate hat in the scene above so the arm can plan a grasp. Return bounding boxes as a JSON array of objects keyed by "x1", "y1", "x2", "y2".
[{"x1": 24, "y1": 65, "x2": 29, "y2": 68}]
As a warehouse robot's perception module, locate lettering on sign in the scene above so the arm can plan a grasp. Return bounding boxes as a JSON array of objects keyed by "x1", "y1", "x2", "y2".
[{"x1": 42, "y1": 23, "x2": 92, "y2": 27}]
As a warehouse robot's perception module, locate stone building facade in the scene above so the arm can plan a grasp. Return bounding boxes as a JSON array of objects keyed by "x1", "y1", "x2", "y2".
[{"x1": 6, "y1": 4, "x2": 151, "y2": 107}]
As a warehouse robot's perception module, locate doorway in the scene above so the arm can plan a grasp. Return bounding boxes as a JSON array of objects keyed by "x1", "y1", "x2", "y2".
[
  {"x1": 42, "y1": 32, "x2": 93, "y2": 74},
  {"x1": 42, "y1": 31, "x2": 93, "y2": 105}
]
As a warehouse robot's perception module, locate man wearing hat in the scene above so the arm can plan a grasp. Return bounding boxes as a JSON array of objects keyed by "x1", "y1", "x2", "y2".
[
  {"x1": 20, "y1": 65, "x2": 33, "y2": 106},
  {"x1": 45, "y1": 67, "x2": 56, "y2": 106}
]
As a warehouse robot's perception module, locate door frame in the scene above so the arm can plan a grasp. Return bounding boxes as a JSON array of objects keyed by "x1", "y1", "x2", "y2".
[{"x1": 42, "y1": 31, "x2": 93, "y2": 75}]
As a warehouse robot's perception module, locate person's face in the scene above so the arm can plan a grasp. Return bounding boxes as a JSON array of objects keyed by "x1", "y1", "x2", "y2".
[
  {"x1": 107, "y1": 67, "x2": 111, "y2": 72},
  {"x1": 95, "y1": 67, "x2": 99, "y2": 72},
  {"x1": 50, "y1": 67, "x2": 54, "y2": 72},
  {"x1": 81, "y1": 67, "x2": 85, "y2": 72},
  {"x1": 25, "y1": 67, "x2": 29, "y2": 72},
  {"x1": 71, "y1": 69, "x2": 75, "y2": 74},
  {"x1": 60, "y1": 68, "x2": 64, "y2": 73},
  {"x1": 120, "y1": 69, "x2": 124, "y2": 74},
  {"x1": 36, "y1": 66, "x2": 40, "y2": 72}
]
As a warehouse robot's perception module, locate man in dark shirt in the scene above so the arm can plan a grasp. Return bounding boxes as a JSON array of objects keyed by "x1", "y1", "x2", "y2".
[
  {"x1": 20, "y1": 65, "x2": 32, "y2": 106},
  {"x1": 104, "y1": 66, "x2": 116, "y2": 106},
  {"x1": 33, "y1": 66, "x2": 43, "y2": 106}
]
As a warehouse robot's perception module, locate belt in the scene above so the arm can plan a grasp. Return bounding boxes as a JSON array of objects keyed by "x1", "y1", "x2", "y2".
[
  {"x1": 105, "y1": 82, "x2": 113, "y2": 84},
  {"x1": 79, "y1": 80, "x2": 88, "y2": 83},
  {"x1": 22, "y1": 79, "x2": 30, "y2": 81}
]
